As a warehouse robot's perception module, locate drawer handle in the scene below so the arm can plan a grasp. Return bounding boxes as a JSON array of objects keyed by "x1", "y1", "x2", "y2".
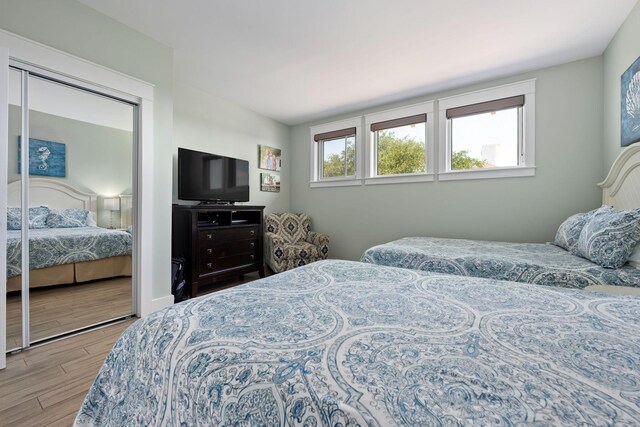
[
  {"x1": 249, "y1": 230, "x2": 255, "y2": 236},
  {"x1": 206, "y1": 234, "x2": 213, "y2": 240},
  {"x1": 206, "y1": 249, "x2": 213, "y2": 255},
  {"x1": 250, "y1": 242, "x2": 255, "y2": 248},
  {"x1": 249, "y1": 255, "x2": 255, "y2": 261},
  {"x1": 206, "y1": 262, "x2": 213, "y2": 269}
]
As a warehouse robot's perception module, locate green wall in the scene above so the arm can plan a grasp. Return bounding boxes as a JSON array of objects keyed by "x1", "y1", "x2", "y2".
[
  {"x1": 172, "y1": 80, "x2": 290, "y2": 213},
  {"x1": 2, "y1": 0, "x2": 636, "y2": 287},
  {"x1": 0, "y1": 0, "x2": 174, "y2": 298},
  {"x1": 8, "y1": 107, "x2": 133, "y2": 228},
  {"x1": 603, "y1": 1, "x2": 640, "y2": 170},
  {"x1": 290, "y1": 57, "x2": 604, "y2": 260}
]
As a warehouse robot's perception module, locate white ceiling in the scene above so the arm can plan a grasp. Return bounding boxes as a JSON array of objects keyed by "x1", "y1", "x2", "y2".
[{"x1": 78, "y1": 0, "x2": 637, "y2": 125}]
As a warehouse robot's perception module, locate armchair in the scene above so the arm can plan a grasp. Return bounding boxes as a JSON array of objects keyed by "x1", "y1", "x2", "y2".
[{"x1": 264, "y1": 213, "x2": 329, "y2": 273}]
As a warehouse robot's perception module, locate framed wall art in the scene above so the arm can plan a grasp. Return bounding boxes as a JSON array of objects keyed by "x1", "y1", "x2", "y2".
[
  {"x1": 18, "y1": 137, "x2": 67, "y2": 177},
  {"x1": 621, "y1": 55, "x2": 640, "y2": 147},
  {"x1": 260, "y1": 172, "x2": 280, "y2": 192},
  {"x1": 258, "y1": 144, "x2": 281, "y2": 171}
]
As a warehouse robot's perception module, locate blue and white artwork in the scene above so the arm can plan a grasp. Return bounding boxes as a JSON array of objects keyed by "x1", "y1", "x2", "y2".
[
  {"x1": 621, "y1": 55, "x2": 640, "y2": 147},
  {"x1": 18, "y1": 137, "x2": 66, "y2": 177}
]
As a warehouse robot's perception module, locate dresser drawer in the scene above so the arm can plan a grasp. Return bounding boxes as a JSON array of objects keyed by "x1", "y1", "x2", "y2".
[
  {"x1": 200, "y1": 239, "x2": 257, "y2": 259},
  {"x1": 199, "y1": 253, "x2": 257, "y2": 275},
  {"x1": 199, "y1": 226, "x2": 258, "y2": 244}
]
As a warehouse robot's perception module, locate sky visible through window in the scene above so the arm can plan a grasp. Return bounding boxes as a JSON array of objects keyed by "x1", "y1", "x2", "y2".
[
  {"x1": 322, "y1": 135, "x2": 355, "y2": 177},
  {"x1": 451, "y1": 108, "x2": 518, "y2": 167},
  {"x1": 379, "y1": 122, "x2": 425, "y2": 142},
  {"x1": 323, "y1": 137, "x2": 347, "y2": 160}
]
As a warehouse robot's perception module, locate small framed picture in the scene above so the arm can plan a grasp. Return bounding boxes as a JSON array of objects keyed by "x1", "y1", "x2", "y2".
[
  {"x1": 260, "y1": 172, "x2": 280, "y2": 192},
  {"x1": 258, "y1": 145, "x2": 281, "y2": 171}
]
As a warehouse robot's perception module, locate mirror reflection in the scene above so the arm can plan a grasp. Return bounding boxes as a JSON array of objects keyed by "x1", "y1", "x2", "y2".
[{"x1": 6, "y1": 71, "x2": 135, "y2": 349}]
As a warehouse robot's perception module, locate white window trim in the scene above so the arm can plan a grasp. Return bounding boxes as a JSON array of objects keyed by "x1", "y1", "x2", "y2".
[
  {"x1": 364, "y1": 101, "x2": 434, "y2": 185},
  {"x1": 438, "y1": 79, "x2": 536, "y2": 181},
  {"x1": 309, "y1": 116, "x2": 363, "y2": 188}
]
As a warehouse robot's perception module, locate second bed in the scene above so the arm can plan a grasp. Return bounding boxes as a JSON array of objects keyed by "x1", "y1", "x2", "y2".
[{"x1": 362, "y1": 143, "x2": 640, "y2": 293}]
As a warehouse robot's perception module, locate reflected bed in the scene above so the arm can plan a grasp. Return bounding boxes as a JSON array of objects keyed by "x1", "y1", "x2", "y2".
[{"x1": 6, "y1": 178, "x2": 132, "y2": 292}]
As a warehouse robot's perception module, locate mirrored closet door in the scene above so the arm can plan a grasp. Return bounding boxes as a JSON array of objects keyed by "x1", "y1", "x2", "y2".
[{"x1": 6, "y1": 65, "x2": 137, "y2": 352}]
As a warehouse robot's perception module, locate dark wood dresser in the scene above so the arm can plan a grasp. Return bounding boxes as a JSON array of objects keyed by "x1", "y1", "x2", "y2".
[{"x1": 172, "y1": 204, "x2": 265, "y2": 297}]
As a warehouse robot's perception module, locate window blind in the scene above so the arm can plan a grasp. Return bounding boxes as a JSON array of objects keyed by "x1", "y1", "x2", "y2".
[
  {"x1": 313, "y1": 127, "x2": 356, "y2": 142},
  {"x1": 446, "y1": 95, "x2": 524, "y2": 119},
  {"x1": 370, "y1": 114, "x2": 426, "y2": 132}
]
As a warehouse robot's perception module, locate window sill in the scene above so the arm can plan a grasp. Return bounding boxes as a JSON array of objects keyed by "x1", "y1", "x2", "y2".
[
  {"x1": 310, "y1": 179, "x2": 362, "y2": 188},
  {"x1": 365, "y1": 173, "x2": 434, "y2": 185},
  {"x1": 438, "y1": 166, "x2": 535, "y2": 181}
]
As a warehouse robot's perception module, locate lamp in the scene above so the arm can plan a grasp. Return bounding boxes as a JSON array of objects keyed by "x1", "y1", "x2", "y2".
[{"x1": 103, "y1": 197, "x2": 120, "y2": 229}]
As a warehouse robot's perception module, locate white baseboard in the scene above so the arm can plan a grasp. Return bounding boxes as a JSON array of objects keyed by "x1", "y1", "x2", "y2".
[{"x1": 150, "y1": 295, "x2": 174, "y2": 313}]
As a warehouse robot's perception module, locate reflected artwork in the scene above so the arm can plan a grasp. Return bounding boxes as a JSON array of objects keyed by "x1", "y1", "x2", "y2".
[{"x1": 18, "y1": 137, "x2": 66, "y2": 177}]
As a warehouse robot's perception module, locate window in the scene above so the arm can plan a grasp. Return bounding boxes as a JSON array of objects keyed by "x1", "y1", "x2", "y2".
[
  {"x1": 310, "y1": 117, "x2": 362, "y2": 187},
  {"x1": 317, "y1": 128, "x2": 356, "y2": 178},
  {"x1": 438, "y1": 80, "x2": 535, "y2": 181},
  {"x1": 364, "y1": 102, "x2": 434, "y2": 184}
]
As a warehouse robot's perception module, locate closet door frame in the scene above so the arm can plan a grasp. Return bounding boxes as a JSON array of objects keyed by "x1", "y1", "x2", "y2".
[
  {"x1": 0, "y1": 31, "x2": 156, "y2": 369},
  {"x1": 0, "y1": 47, "x2": 8, "y2": 369}
]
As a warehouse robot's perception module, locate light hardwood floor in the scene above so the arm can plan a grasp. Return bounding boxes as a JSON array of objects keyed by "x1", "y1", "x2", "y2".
[
  {"x1": 1, "y1": 270, "x2": 267, "y2": 426},
  {"x1": 6, "y1": 278, "x2": 133, "y2": 350},
  {"x1": 0, "y1": 319, "x2": 134, "y2": 427}
]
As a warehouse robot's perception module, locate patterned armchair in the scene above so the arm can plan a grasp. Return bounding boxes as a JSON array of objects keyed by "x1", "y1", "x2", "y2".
[{"x1": 264, "y1": 213, "x2": 330, "y2": 273}]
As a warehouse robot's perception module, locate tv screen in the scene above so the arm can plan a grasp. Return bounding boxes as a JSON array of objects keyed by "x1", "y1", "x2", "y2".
[{"x1": 178, "y1": 148, "x2": 250, "y2": 203}]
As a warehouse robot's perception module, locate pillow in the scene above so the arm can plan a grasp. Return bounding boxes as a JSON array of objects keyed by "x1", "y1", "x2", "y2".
[
  {"x1": 553, "y1": 208, "x2": 601, "y2": 251},
  {"x1": 7, "y1": 207, "x2": 21, "y2": 230},
  {"x1": 575, "y1": 207, "x2": 640, "y2": 268},
  {"x1": 628, "y1": 245, "x2": 640, "y2": 269},
  {"x1": 86, "y1": 211, "x2": 98, "y2": 227},
  {"x1": 6, "y1": 206, "x2": 50, "y2": 230},
  {"x1": 29, "y1": 206, "x2": 51, "y2": 229},
  {"x1": 46, "y1": 208, "x2": 90, "y2": 228}
]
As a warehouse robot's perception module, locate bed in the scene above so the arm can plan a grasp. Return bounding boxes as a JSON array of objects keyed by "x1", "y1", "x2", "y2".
[
  {"x1": 361, "y1": 237, "x2": 640, "y2": 289},
  {"x1": 76, "y1": 260, "x2": 640, "y2": 425},
  {"x1": 6, "y1": 178, "x2": 132, "y2": 292},
  {"x1": 362, "y1": 143, "x2": 640, "y2": 294}
]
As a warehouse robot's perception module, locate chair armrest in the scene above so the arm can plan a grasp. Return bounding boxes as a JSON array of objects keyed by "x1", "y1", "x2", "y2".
[
  {"x1": 307, "y1": 231, "x2": 329, "y2": 246},
  {"x1": 265, "y1": 232, "x2": 287, "y2": 258},
  {"x1": 265, "y1": 232, "x2": 286, "y2": 246}
]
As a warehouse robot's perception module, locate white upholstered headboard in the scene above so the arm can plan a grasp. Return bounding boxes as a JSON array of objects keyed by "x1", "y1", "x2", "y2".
[
  {"x1": 7, "y1": 178, "x2": 97, "y2": 214},
  {"x1": 599, "y1": 143, "x2": 640, "y2": 210}
]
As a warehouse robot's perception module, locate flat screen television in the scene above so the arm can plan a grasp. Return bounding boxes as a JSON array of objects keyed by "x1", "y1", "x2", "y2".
[{"x1": 178, "y1": 147, "x2": 250, "y2": 203}]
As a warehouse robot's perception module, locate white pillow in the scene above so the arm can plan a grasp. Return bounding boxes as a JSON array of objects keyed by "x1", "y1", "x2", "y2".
[
  {"x1": 86, "y1": 211, "x2": 98, "y2": 227},
  {"x1": 629, "y1": 245, "x2": 640, "y2": 269}
]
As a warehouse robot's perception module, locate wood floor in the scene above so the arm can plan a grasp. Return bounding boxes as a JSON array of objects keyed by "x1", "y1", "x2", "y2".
[
  {"x1": 0, "y1": 319, "x2": 135, "y2": 427},
  {"x1": 1, "y1": 270, "x2": 268, "y2": 426},
  {"x1": 6, "y1": 277, "x2": 133, "y2": 350}
]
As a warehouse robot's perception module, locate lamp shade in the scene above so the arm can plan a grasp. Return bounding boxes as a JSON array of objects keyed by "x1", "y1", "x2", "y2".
[{"x1": 103, "y1": 197, "x2": 120, "y2": 211}]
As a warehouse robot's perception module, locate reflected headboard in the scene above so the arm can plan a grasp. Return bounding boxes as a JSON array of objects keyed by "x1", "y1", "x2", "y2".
[
  {"x1": 599, "y1": 143, "x2": 640, "y2": 210},
  {"x1": 7, "y1": 178, "x2": 97, "y2": 214}
]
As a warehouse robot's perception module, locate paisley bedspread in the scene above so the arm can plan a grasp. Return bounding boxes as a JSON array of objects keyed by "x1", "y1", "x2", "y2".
[
  {"x1": 361, "y1": 237, "x2": 640, "y2": 289},
  {"x1": 76, "y1": 260, "x2": 640, "y2": 426},
  {"x1": 6, "y1": 227, "x2": 132, "y2": 278}
]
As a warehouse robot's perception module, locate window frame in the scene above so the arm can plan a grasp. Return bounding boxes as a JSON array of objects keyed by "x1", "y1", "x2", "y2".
[
  {"x1": 309, "y1": 117, "x2": 363, "y2": 188},
  {"x1": 364, "y1": 101, "x2": 434, "y2": 185},
  {"x1": 438, "y1": 79, "x2": 536, "y2": 181}
]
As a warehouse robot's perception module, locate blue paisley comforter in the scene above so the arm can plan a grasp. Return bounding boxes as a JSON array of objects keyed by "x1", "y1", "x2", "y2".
[
  {"x1": 76, "y1": 260, "x2": 640, "y2": 426},
  {"x1": 6, "y1": 227, "x2": 132, "y2": 278},
  {"x1": 361, "y1": 237, "x2": 640, "y2": 289}
]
